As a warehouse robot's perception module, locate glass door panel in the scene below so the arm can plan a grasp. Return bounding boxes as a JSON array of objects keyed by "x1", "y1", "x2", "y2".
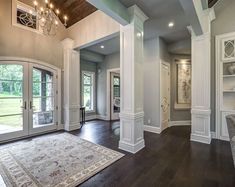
[
  {"x1": 0, "y1": 63, "x2": 28, "y2": 140},
  {"x1": 29, "y1": 65, "x2": 57, "y2": 134}
]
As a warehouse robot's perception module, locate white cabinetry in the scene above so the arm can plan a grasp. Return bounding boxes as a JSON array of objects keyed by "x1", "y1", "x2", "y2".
[{"x1": 216, "y1": 32, "x2": 235, "y2": 141}]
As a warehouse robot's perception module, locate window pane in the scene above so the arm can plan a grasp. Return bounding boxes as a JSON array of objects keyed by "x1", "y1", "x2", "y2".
[
  {"x1": 84, "y1": 74, "x2": 91, "y2": 85},
  {"x1": 113, "y1": 77, "x2": 120, "y2": 86},
  {"x1": 83, "y1": 86, "x2": 92, "y2": 110}
]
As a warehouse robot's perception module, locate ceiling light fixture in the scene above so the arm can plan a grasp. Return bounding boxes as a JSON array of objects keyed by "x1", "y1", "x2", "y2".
[
  {"x1": 168, "y1": 22, "x2": 174, "y2": 28},
  {"x1": 101, "y1": 45, "x2": 105, "y2": 49}
]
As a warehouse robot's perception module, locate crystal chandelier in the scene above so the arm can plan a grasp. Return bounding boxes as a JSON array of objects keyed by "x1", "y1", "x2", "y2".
[{"x1": 21, "y1": 0, "x2": 68, "y2": 35}]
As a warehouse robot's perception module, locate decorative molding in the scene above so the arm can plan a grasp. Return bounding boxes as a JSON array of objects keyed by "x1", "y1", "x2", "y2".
[
  {"x1": 191, "y1": 133, "x2": 211, "y2": 144},
  {"x1": 128, "y1": 5, "x2": 149, "y2": 23},
  {"x1": 144, "y1": 125, "x2": 161, "y2": 134},
  {"x1": 96, "y1": 115, "x2": 109, "y2": 121},
  {"x1": 119, "y1": 139, "x2": 145, "y2": 154},
  {"x1": 85, "y1": 115, "x2": 97, "y2": 121},
  {"x1": 119, "y1": 112, "x2": 144, "y2": 120},
  {"x1": 169, "y1": 121, "x2": 191, "y2": 127},
  {"x1": 211, "y1": 131, "x2": 216, "y2": 139},
  {"x1": 64, "y1": 123, "x2": 81, "y2": 132}
]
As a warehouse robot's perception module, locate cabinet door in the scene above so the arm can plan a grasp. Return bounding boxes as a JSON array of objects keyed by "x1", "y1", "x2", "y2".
[{"x1": 222, "y1": 37, "x2": 235, "y2": 61}]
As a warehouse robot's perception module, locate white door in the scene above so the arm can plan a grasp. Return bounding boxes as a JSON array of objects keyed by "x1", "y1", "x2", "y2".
[
  {"x1": 0, "y1": 61, "x2": 58, "y2": 142},
  {"x1": 161, "y1": 62, "x2": 170, "y2": 131},
  {"x1": 0, "y1": 62, "x2": 29, "y2": 141},
  {"x1": 111, "y1": 73, "x2": 120, "y2": 120},
  {"x1": 28, "y1": 64, "x2": 58, "y2": 135}
]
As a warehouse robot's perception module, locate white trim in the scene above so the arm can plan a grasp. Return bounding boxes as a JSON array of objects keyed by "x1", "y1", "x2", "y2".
[
  {"x1": 64, "y1": 123, "x2": 81, "y2": 131},
  {"x1": 0, "y1": 57, "x2": 60, "y2": 71},
  {"x1": 119, "y1": 139, "x2": 145, "y2": 154},
  {"x1": 211, "y1": 131, "x2": 216, "y2": 139},
  {"x1": 191, "y1": 133, "x2": 211, "y2": 144},
  {"x1": 96, "y1": 115, "x2": 109, "y2": 121},
  {"x1": 84, "y1": 115, "x2": 97, "y2": 121},
  {"x1": 106, "y1": 68, "x2": 120, "y2": 121},
  {"x1": 144, "y1": 125, "x2": 161, "y2": 134},
  {"x1": 169, "y1": 121, "x2": 191, "y2": 127},
  {"x1": 81, "y1": 71, "x2": 96, "y2": 113}
]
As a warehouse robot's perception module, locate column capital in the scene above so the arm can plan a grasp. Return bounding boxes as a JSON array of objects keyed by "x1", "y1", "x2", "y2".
[
  {"x1": 128, "y1": 5, "x2": 148, "y2": 24},
  {"x1": 61, "y1": 38, "x2": 75, "y2": 50}
]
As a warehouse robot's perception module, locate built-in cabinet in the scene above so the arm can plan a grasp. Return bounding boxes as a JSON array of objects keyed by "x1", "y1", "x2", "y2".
[{"x1": 216, "y1": 32, "x2": 235, "y2": 141}]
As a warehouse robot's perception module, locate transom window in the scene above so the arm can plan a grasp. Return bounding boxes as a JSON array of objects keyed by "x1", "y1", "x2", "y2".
[{"x1": 82, "y1": 71, "x2": 95, "y2": 112}]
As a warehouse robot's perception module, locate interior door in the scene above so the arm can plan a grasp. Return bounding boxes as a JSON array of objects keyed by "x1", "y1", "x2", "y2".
[
  {"x1": 111, "y1": 73, "x2": 120, "y2": 120},
  {"x1": 161, "y1": 62, "x2": 170, "y2": 131},
  {"x1": 0, "y1": 62, "x2": 29, "y2": 142},
  {"x1": 28, "y1": 64, "x2": 57, "y2": 134}
]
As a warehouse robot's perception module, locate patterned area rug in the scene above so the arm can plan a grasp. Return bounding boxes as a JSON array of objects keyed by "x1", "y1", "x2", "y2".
[{"x1": 0, "y1": 133, "x2": 124, "y2": 187}]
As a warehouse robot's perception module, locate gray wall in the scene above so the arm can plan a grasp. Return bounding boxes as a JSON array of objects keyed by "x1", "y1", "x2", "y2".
[
  {"x1": 170, "y1": 55, "x2": 191, "y2": 121},
  {"x1": 0, "y1": 0, "x2": 66, "y2": 68},
  {"x1": 97, "y1": 52, "x2": 120, "y2": 117},
  {"x1": 144, "y1": 37, "x2": 161, "y2": 127},
  {"x1": 211, "y1": 0, "x2": 235, "y2": 131}
]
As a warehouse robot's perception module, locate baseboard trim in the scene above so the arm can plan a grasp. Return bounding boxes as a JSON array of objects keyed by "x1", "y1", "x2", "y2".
[
  {"x1": 119, "y1": 139, "x2": 145, "y2": 154},
  {"x1": 96, "y1": 115, "x2": 109, "y2": 121},
  {"x1": 64, "y1": 123, "x2": 81, "y2": 131},
  {"x1": 84, "y1": 115, "x2": 97, "y2": 121},
  {"x1": 169, "y1": 121, "x2": 191, "y2": 127},
  {"x1": 191, "y1": 133, "x2": 211, "y2": 144},
  {"x1": 211, "y1": 131, "x2": 216, "y2": 139},
  {"x1": 144, "y1": 125, "x2": 161, "y2": 134}
]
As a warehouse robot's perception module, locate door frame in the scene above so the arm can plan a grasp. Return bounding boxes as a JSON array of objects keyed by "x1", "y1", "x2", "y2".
[
  {"x1": 160, "y1": 61, "x2": 171, "y2": 131},
  {"x1": 110, "y1": 72, "x2": 120, "y2": 120},
  {"x1": 106, "y1": 68, "x2": 120, "y2": 120},
  {"x1": 0, "y1": 57, "x2": 62, "y2": 142}
]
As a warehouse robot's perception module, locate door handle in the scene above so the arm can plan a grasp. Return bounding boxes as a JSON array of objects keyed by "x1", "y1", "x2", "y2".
[
  {"x1": 30, "y1": 101, "x2": 35, "y2": 110},
  {"x1": 21, "y1": 101, "x2": 27, "y2": 110}
]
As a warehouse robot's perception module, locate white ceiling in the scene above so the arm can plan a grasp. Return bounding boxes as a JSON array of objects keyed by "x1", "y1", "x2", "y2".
[
  {"x1": 119, "y1": 0, "x2": 191, "y2": 44},
  {"x1": 86, "y1": 36, "x2": 120, "y2": 55}
]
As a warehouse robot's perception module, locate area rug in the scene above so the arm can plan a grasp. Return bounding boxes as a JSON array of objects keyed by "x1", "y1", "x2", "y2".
[{"x1": 0, "y1": 133, "x2": 124, "y2": 187}]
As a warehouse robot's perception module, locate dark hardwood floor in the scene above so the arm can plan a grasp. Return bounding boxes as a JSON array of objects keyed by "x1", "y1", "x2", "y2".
[{"x1": 70, "y1": 120, "x2": 235, "y2": 187}]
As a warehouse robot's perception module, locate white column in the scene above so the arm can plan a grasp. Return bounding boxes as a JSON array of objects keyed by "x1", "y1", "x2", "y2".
[
  {"x1": 119, "y1": 5, "x2": 148, "y2": 153},
  {"x1": 190, "y1": 8, "x2": 215, "y2": 144},
  {"x1": 61, "y1": 38, "x2": 81, "y2": 131},
  {"x1": 191, "y1": 32, "x2": 211, "y2": 144}
]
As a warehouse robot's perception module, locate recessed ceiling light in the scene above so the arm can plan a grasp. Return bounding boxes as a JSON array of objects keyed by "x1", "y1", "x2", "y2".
[
  {"x1": 101, "y1": 45, "x2": 104, "y2": 49},
  {"x1": 168, "y1": 22, "x2": 174, "y2": 28}
]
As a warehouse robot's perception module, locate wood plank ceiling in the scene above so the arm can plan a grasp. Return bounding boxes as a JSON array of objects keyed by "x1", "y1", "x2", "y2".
[
  {"x1": 208, "y1": 0, "x2": 219, "y2": 8},
  {"x1": 51, "y1": 0, "x2": 97, "y2": 27}
]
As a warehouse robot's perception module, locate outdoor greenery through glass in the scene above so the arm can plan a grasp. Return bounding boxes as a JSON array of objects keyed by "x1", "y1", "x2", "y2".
[
  {"x1": 0, "y1": 64, "x2": 23, "y2": 133},
  {"x1": 83, "y1": 72, "x2": 94, "y2": 111}
]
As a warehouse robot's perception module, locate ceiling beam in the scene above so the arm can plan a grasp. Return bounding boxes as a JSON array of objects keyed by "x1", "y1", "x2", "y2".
[
  {"x1": 86, "y1": 0, "x2": 130, "y2": 25},
  {"x1": 179, "y1": 0, "x2": 203, "y2": 36}
]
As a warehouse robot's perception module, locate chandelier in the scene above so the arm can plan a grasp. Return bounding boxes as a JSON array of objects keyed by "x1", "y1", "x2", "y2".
[{"x1": 19, "y1": 0, "x2": 68, "y2": 36}]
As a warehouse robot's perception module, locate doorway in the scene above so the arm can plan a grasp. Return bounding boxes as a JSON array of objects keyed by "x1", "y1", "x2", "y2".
[
  {"x1": 160, "y1": 62, "x2": 170, "y2": 131},
  {"x1": 110, "y1": 72, "x2": 120, "y2": 120},
  {"x1": 0, "y1": 60, "x2": 59, "y2": 142}
]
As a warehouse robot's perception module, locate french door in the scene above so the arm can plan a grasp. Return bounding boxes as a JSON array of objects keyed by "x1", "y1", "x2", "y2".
[{"x1": 0, "y1": 61, "x2": 58, "y2": 142}]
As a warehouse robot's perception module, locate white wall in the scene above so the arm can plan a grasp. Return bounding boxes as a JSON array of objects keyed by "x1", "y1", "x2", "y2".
[
  {"x1": 0, "y1": 0, "x2": 67, "y2": 68},
  {"x1": 67, "y1": 10, "x2": 120, "y2": 49},
  {"x1": 97, "y1": 52, "x2": 120, "y2": 117}
]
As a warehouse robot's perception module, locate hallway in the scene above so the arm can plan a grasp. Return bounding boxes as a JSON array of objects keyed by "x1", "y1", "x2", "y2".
[{"x1": 70, "y1": 120, "x2": 235, "y2": 187}]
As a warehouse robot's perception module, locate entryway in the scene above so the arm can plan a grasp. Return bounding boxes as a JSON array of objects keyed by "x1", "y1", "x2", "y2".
[
  {"x1": 110, "y1": 71, "x2": 120, "y2": 120},
  {"x1": 0, "y1": 59, "x2": 60, "y2": 142}
]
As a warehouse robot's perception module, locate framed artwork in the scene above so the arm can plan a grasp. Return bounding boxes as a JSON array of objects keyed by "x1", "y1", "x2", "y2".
[{"x1": 175, "y1": 60, "x2": 191, "y2": 109}]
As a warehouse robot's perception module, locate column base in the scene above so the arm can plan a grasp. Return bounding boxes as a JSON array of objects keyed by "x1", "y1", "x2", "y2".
[
  {"x1": 191, "y1": 133, "x2": 211, "y2": 144},
  {"x1": 64, "y1": 123, "x2": 81, "y2": 131},
  {"x1": 119, "y1": 139, "x2": 145, "y2": 154}
]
